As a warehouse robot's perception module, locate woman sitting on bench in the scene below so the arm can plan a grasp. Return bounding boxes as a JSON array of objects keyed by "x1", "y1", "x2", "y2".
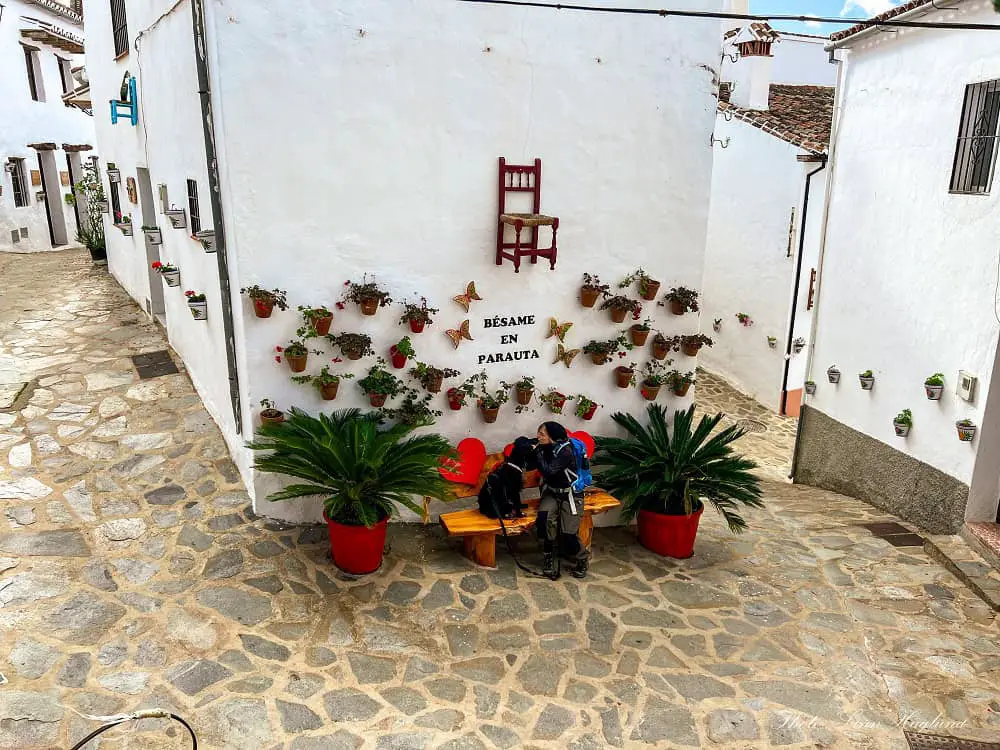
[{"x1": 535, "y1": 421, "x2": 589, "y2": 579}]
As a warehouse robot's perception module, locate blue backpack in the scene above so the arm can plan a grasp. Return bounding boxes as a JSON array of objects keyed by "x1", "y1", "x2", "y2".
[{"x1": 560, "y1": 438, "x2": 593, "y2": 494}]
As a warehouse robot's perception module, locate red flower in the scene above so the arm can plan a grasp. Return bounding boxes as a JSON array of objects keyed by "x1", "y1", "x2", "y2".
[
  {"x1": 185, "y1": 290, "x2": 195, "y2": 297},
  {"x1": 151, "y1": 261, "x2": 162, "y2": 269},
  {"x1": 275, "y1": 346, "x2": 284, "y2": 353},
  {"x1": 335, "y1": 302, "x2": 346, "y2": 310},
  {"x1": 343, "y1": 281, "x2": 350, "y2": 286},
  {"x1": 274, "y1": 355, "x2": 282, "y2": 363},
  {"x1": 331, "y1": 357, "x2": 343, "y2": 363},
  {"x1": 618, "y1": 352, "x2": 626, "y2": 358}
]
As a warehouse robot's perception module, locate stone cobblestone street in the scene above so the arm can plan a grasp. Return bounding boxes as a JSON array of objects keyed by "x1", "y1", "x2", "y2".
[{"x1": 1, "y1": 250, "x2": 999, "y2": 749}]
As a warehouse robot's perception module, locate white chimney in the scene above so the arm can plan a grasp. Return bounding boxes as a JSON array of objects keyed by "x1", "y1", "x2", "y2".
[{"x1": 729, "y1": 24, "x2": 777, "y2": 111}]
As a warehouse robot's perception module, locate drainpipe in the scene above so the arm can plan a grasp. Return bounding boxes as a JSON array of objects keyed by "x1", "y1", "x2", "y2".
[
  {"x1": 779, "y1": 155, "x2": 827, "y2": 416},
  {"x1": 191, "y1": 0, "x2": 242, "y2": 435}
]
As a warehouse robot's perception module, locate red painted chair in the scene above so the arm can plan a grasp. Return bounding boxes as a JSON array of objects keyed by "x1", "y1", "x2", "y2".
[{"x1": 495, "y1": 157, "x2": 559, "y2": 273}]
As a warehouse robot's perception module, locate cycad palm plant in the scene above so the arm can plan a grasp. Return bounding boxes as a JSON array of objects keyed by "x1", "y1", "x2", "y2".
[
  {"x1": 248, "y1": 408, "x2": 453, "y2": 526},
  {"x1": 594, "y1": 404, "x2": 763, "y2": 533}
]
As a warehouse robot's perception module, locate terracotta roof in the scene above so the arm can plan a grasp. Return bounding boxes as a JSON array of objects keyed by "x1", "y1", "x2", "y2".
[
  {"x1": 724, "y1": 21, "x2": 780, "y2": 43},
  {"x1": 718, "y1": 84, "x2": 835, "y2": 154},
  {"x1": 829, "y1": 0, "x2": 930, "y2": 43}
]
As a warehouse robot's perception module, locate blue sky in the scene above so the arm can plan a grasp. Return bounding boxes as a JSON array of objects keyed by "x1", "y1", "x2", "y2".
[{"x1": 750, "y1": 0, "x2": 902, "y2": 35}]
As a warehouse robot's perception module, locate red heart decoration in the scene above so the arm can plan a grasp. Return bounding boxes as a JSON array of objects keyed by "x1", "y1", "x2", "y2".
[
  {"x1": 569, "y1": 430, "x2": 596, "y2": 458},
  {"x1": 439, "y1": 437, "x2": 487, "y2": 485}
]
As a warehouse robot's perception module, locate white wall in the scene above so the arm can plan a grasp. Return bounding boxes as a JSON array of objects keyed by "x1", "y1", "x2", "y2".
[
  {"x1": 808, "y1": 2, "x2": 1000, "y2": 490},
  {"x1": 201, "y1": 0, "x2": 722, "y2": 521},
  {"x1": 701, "y1": 117, "x2": 824, "y2": 409},
  {"x1": 721, "y1": 32, "x2": 837, "y2": 88},
  {"x1": 0, "y1": 0, "x2": 94, "y2": 252}
]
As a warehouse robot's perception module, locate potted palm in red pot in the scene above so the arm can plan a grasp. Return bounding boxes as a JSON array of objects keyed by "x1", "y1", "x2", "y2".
[
  {"x1": 242, "y1": 286, "x2": 288, "y2": 319},
  {"x1": 399, "y1": 298, "x2": 439, "y2": 333},
  {"x1": 594, "y1": 405, "x2": 763, "y2": 559},
  {"x1": 250, "y1": 409, "x2": 452, "y2": 575}
]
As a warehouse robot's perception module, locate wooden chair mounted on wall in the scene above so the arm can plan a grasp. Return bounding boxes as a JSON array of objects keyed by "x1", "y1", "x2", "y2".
[{"x1": 495, "y1": 157, "x2": 559, "y2": 272}]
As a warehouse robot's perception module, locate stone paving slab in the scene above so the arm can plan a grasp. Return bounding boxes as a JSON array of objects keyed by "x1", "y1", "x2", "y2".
[{"x1": 1, "y1": 251, "x2": 999, "y2": 750}]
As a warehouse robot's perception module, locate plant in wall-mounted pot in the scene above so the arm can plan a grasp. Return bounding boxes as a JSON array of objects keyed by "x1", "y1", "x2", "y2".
[
  {"x1": 614, "y1": 362, "x2": 636, "y2": 389},
  {"x1": 242, "y1": 286, "x2": 289, "y2": 319},
  {"x1": 277, "y1": 340, "x2": 321, "y2": 374},
  {"x1": 640, "y1": 360, "x2": 672, "y2": 400},
  {"x1": 827, "y1": 365, "x2": 841, "y2": 384},
  {"x1": 681, "y1": 334, "x2": 714, "y2": 357},
  {"x1": 141, "y1": 225, "x2": 162, "y2": 245},
  {"x1": 574, "y1": 394, "x2": 600, "y2": 421},
  {"x1": 96, "y1": 198, "x2": 110, "y2": 213},
  {"x1": 150, "y1": 261, "x2": 180, "y2": 287},
  {"x1": 580, "y1": 273, "x2": 611, "y2": 308},
  {"x1": 859, "y1": 370, "x2": 875, "y2": 391},
  {"x1": 343, "y1": 276, "x2": 393, "y2": 316},
  {"x1": 893, "y1": 408, "x2": 913, "y2": 437},
  {"x1": 297, "y1": 305, "x2": 334, "y2": 337},
  {"x1": 410, "y1": 361, "x2": 459, "y2": 394},
  {"x1": 194, "y1": 229, "x2": 216, "y2": 253},
  {"x1": 539, "y1": 389, "x2": 572, "y2": 414},
  {"x1": 792, "y1": 337, "x2": 806, "y2": 354},
  {"x1": 924, "y1": 373, "x2": 945, "y2": 401},
  {"x1": 651, "y1": 333, "x2": 673, "y2": 361},
  {"x1": 115, "y1": 213, "x2": 133, "y2": 235},
  {"x1": 599, "y1": 295, "x2": 642, "y2": 324},
  {"x1": 804, "y1": 380, "x2": 817, "y2": 395},
  {"x1": 248, "y1": 408, "x2": 452, "y2": 575},
  {"x1": 583, "y1": 333, "x2": 632, "y2": 365},
  {"x1": 662, "y1": 287, "x2": 699, "y2": 316},
  {"x1": 389, "y1": 336, "x2": 416, "y2": 369},
  {"x1": 106, "y1": 165, "x2": 121, "y2": 183},
  {"x1": 292, "y1": 362, "x2": 354, "y2": 401},
  {"x1": 670, "y1": 370, "x2": 696, "y2": 397},
  {"x1": 620, "y1": 268, "x2": 661, "y2": 301},
  {"x1": 185, "y1": 290, "x2": 207, "y2": 320},
  {"x1": 713, "y1": 318, "x2": 723, "y2": 333},
  {"x1": 383, "y1": 387, "x2": 443, "y2": 427},
  {"x1": 630, "y1": 318, "x2": 653, "y2": 347},
  {"x1": 358, "y1": 358, "x2": 404, "y2": 407},
  {"x1": 446, "y1": 375, "x2": 476, "y2": 411},
  {"x1": 469, "y1": 371, "x2": 511, "y2": 424},
  {"x1": 956, "y1": 419, "x2": 978, "y2": 442},
  {"x1": 767, "y1": 336, "x2": 777, "y2": 349},
  {"x1": 258, "y1": 399, "x2": 285, "y2": 426},
  {"x1": 330, "y1": 332, "x2": 374, "y2": 361},
  {"x1": 399, "y1": 297, "x2": 439, "y2": 333},
  {"x1": 164, "y1": 206, "x2": 186, "y2": 229},
  {"x1": 736, "y1": 312, "x2": 753, "y2": 327},
  {"x1": 515, "y1": 376, "x2": 536, "y2": 405}
]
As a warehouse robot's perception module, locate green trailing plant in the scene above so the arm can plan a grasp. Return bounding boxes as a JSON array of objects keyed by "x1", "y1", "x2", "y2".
[
  {"x1": 581, "y1": 273, "x2": 611, "y2": 296},
  {"x1": 860, "y1": 370, "x2": 873, "y2": 378},
  {"x1": 184, "y1": 290, "x2": 206, "y2": 303},
  {"x1": 357, "y1": 358, "x2": 405, "y2": 397},
  {"x1": 72, "y1": 162, "x2": 106, "y2": 256},
  {"x1": 618, "y1": 268, "x2": 659, "y2": 297},
  {"x1": 291, "y1": 364, "x2": 354, "y2": 389},
  {"x1": 383, "y1": 388, "x2": 443, "y2": 427},
  {"x1": 248, "y1": 408, "x2": 453, "y2": 526},
  {"x1": 393, "y1": 336, "x2": 416, "y2": 358},
  {"x1": 583, "y1": 334, "x2": 633, "y2": 357},
  {"x1": 593, "y1": 404, "x2": 764, "y2": 532},
  {"x1": 670, "y1": 370, "x2": 696, "y2": 388},
  {"x1": 410, "y1": 362, "x2": 460, "y2": 390},
  {"x1": 299, "y1": 305, "x2": 332, "y2": 320},
  {"x1": 468, "y1": 371, "x2": 512, "y2": 409},
  {"x1": 399, "y1": 298, "x2": 439, "y2": 325},
  {"x1": 925, "y1": 373, "x2": 945, "y2": 386},
  {"x1": 574, "y1": 394, "x2": 599, "y2": 418},
  {"x1": 539, "y1": 389, "x2": 573, "y2": 413},
  {"x1": 241, "y1": 286, "x2": 289, "y2": 310},
  {"x1": 662, "y1": 287, "x2": 699, "y2": 313},
  {"x1": 515, "y1": 375, "x2": 535, "y2": 391},
  {"x1": 278, "y1": 340, "x2": 320, "y2": 358},
  {"x1": 633, "y1": 317, "x2": 654, "y2": 333},
  {"x1": 894, "y1": 409, "x2": 913, "y2": 426},
  {"x1": 642, "y1": 360, "x2": 673, "y2": 386},
  {"x1": 682, "y1": 334, "x2": 714, "y2": 349},
  {"x1": 329, "y1": 333, "x2": 374, "y2": 358}
]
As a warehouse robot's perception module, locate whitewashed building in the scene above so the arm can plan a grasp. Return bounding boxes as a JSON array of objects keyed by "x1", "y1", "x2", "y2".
[
  {"x1": 794, "y1": 0, "x2": 1000, "y2": 539},
  {"x1": 84, "y1": 0, "x2": 725, "y2": 522},
  {"x1": 701, "y1": 22, "x2": 834, "y2": 415},
  {"x1": 0, "y1": 0, "x2": 95, "y2": 253}
]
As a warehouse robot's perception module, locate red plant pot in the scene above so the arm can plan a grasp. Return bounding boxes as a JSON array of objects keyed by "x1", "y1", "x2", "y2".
[
  {"x1": 638, "y1": 507, "x2": 703, "y2": 559},
  {"x1": 389, "y1": 346, "x2": 408, "y2": 370},
  {"x1": 549, "y1": 395, "x2": 567, "y2": 413},
  {"x1": 369, "y1": 393, "x2": 388, "y2": 407},
  {"x1": 324, "y1": 513, "x2": 389, "y2": 575},
  {"x1": 580, "y1": 403, "x2": 598, "y2": 421},
  {"x1": 446, "y1": 389, "x2": 465, "y2": 411},
  {"x1": 313, "y1": 314, "x2": 334, "y2": 337},
  {"x1": 409, "y1": 319, "x2": 426, "y2": 334},
  {"x1": 286, "y1": 353, "x2": 308, "y2": 373},
  {"x1": 253, "y1": 298, "x2": 275, "y2": 319}
]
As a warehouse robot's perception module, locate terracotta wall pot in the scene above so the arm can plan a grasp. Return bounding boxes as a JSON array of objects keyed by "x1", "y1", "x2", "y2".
[
  {"x1": 590, "y1": 352, "x2": 610, "y2": 366},
  {"x1": 516, "y1": 388, "x2": 534, "y2": 406},
  {"x1": 610, "y1": 306, "x2": 628, "y2": 324},
  {"x1": 426, "y1": 373, "x2": 444, "y2": 394},
  {"x1": 286, "y1": 353, "x2": 308, "y2": 373},
  {"x1": 480, "y1": 406, "x2": 500, "y2": 424},
  {"x1": 668, "y1": 299, "x2": 686, "y2": 316},
  {"x1": 389, "y1": 346, "x2": 408, "y2": 370},
  {"x1": 580, "y1": 286, "x2": 600, "y2": 308},
  {"x1": 369, "y1": 392, "x2": 388, "y2": 407},
  {"x1": 673, "y1": 382, "x2": 692, "y2": 397},
  {"x1": 253, "y1": 299, "x2": 275, "y2": 318},
  {"x1": 325, "y1": 513, "x2": 388, "y2": 575},
  {"x1": 630, "y1": 326, "x2": 650, "y2": 346},
  {"x1": 651, "y1": 340, "x2": 670, "y2": 361},
  {"x1": 580, "y1": 403, "x2": 598, "y2": 421},
  {"x1": 320, "y1": 382, "x2": 340, "y2": 401},
  {"x1": 359, "y1": 298, "x2": 379, "y2": 316},
  {"x1": 313, "y1": 315, "x2": 334, "y2": 336},
  {"x1": 447, "y1": 389, "x2": 465, "y2": 410},
  {"x1": 641, "y1": 382, "x2": 661, "y2": 401},
  {"x1": 260, "y1": 411, "x2": 284, "y2": 426},
  {"x1": 638, "y1": 507, "x2": 703, "y2": 559},
  {"x1": 925, "y1": 385, "x2": 944, "y2": 400},
  {"x1": 409, "y1": 319, "x2": 426, "y2": 334},
  {"x1": 344, "y1": 349, "x2": 363, "y2": 361},
  {"x1": 614, "y1": 367, "x2": 634, "y2": 389},
  {"x1": 640, "y1": 280, "x2": 661, "y2": 301},
  {"x1": 681, "y1": 342, "x2": 702, "y2": 357}
]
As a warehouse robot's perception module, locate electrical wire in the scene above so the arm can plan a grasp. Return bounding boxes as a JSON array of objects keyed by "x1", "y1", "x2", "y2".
[
  {"x1": 455, "y1": 0, "x2": 1000, "y2": 32},
  {"x1": 68, "y1": 710, "x2": 197, "y2": 750}
]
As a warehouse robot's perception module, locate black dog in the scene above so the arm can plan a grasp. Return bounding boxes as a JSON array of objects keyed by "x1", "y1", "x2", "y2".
[{"x1": 478, "y1": 437, "x2": 538, "y2": 519}]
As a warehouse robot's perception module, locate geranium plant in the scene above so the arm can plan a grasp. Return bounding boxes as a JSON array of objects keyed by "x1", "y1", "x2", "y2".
[
  {"x1": 539, "y1": 389, "x2": 572, "y2": 414},
  {"x1": 619, "y1": 268, "x2": 661, "y2": 301},
  {"x1": 662, "y1": 287, "x2": 699, "y2": 315},
  {"x1": 515, "y1": 376, "x2": 536, "y2": 405},
  {"x1": 736, "y1": 312, "x2": 753, "y2": 327},
  {"x1": 399, "y1": 297, "x2": 439, "y2": 333},
  {"x1": 358, "y1": 358, "x2": 405, "y2": 406},
  {"x1": 583, "y1": 333, "x2": 633, "y2": 365},
  {"x1": 670, "y1": 370, "x2": 696, "y2": 396},
  {"x1": 259, "y1": 398, "x2": 284, "y2": 425},
  {"x1": 410, "y1": 362, "x2": 459, "y2": 394},
  {"x1": 292, "y1": 362, "x2": 354, "y2": 400},
  {"x1": 329, "y1": 332, "x2": 374, "y2": 360},
  {"x1": 382, "y1": 388, "x2": 443, "y2": 427},
  {"x1": 680, "y1": 334, "x2": 714, "y2": 356},
  {"x1": 574, "y1": 394, "x2": 600, "y2": 420},
  {"x1": 297, "y1": 305, "x2": 335, "y2": 337},
  {"x1": 342, "y1": 276, "x2": 393, "y2": 315},
  {"x1": 242, "y1": 286, "x2": 289, "y2": 318},
  {"x1": 580, "y1": 273, "x2": 611, "y2": 308},
  {"x1": 599, "y1": 295, "x2": 643, "y2": 323}
]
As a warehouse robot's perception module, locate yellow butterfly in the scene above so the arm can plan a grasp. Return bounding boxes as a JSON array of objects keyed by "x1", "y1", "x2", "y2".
[
  {"x1": 445, "y1": 320, "x2": 474, "y2": 349},
  {"x1": 553, "y1": 343, "x2": 581, "y2": 368},
  {"x1": 453, "y1": 281, "x2": 483, "y2": 312},
  {"x1": 547, "y1": 318, "x2": 573, "y2": 343}
]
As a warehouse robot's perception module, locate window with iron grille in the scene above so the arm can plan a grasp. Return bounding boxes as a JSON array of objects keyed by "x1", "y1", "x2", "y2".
[
  {"x1": 950, "y1": 79, "x2": 1000, "y2": 195},
  {"x1": 110, "y1": 0, "x2": 129, "y2": 58},
  {"x1": 9, "y1": 159, "x2": 28, "y2": 208},
  {"x1": 23, "y1": 46, "x2": 41, "y2": 101},
  {"x1": 187, "y1": 179, "x2": 201, "y2": 234}
]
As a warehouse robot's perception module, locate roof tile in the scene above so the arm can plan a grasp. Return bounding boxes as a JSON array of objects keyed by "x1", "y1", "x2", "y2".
[{"x1": 718, "y1": 84, "x2": 835, "y2": 154}]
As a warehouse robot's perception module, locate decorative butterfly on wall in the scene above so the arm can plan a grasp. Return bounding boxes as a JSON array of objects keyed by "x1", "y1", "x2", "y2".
[
  {"x1": 445, "y1": 320, "x2": 474, "y2": 349},
  {"x1": 546, "y1": 318, "x2": 573, "y2": 343},
  {"x1": 553, "y1": 343, "x2": 581, "y2": 368},
  {"x1": 453, "y1": 281, "x2": 483, "y2": 312}
]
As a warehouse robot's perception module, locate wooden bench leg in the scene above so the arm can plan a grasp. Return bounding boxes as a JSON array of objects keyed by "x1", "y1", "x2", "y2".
[
  {"x1": 579, "y1": 514, "x2": 594, "y2": 550},
  {"x1": 463, "y1": 534, "x2": 497, "y2": 568}
]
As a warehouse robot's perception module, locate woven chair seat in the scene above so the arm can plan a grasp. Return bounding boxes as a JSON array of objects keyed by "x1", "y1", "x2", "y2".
[{"x1": 500, "y1": 213, "x2": 557, "y2": 228}]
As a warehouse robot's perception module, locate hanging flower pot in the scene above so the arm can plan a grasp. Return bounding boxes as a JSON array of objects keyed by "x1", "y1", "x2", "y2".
[
  {"x1": 590, "y1": 351, "x2": 610, "y2": 366},
  {"x1": 320, "y1": 381, "x2": 340, "y2": 401},
  {"x1": 630, "y1": 325, "x2": 650, "y2": 346},
  {"x1": 312, "y1": 314, "x2": 334, "y2": 336},
  {"x1": 541, "y1": 392, "x2": 568, "y2": 414},
  {"x1": 682, "y1": 342, "x2": 702, "y2": 357},
  {"x1": 804, "y1": 381, "x2": 817, "y2": 395},
  {"x1": 188, "y1": 301, "x2": 207, "y2": 320},
  {"x1": 859, "y1": 371, "x2": 875, "y2": 391},
  {"x1": 893, "y1": 420, "x2": 911, "y2": 437},
  {"x1": 389, "y1": 345, "x2": 408, "y2": 370},
  {"x1": 609, "y1": 305, "x2": 628, "y2": 324},
  {"x1": 96, "y1": 200, "x2": 109, "y2": 213},
  {"x1": 117, "y1": 222, "x2": 133, "y2": 236},
  {"x1": 516, "y1": 387, "x2": 534, "y2": 405},
  {"x1": 480, "y1": 405, "x2": 500, "y2": 424},
  {"x1": 615, "y1": 366, "x2": 635, "y2": 389},
  {"x1": 324, "y1": 512, "x2": 389, "y2": 575},
  {"x1": 447, "y1": 388, "x2": 466, "y2": 411},
  {"x1": 286, "y1": 352, "x2": 308, "y2": 373},
  {"x1": 580, "y1": 286, "x2": 601, "y2": 308},
  {"x1": 956, "y1": 420, "x2": 977, "y2": 442},
  {"x1": 254, "y1": 298, "x2": 276, "y2": 318},
  {"x1": 651, "y1": 336, "x2": 671, "y2": 361},
  {"x1": 639, "y1": 279, "x2": 661, "y2": 301},
  {"x1": 142, "y1": 227, "x2": 162, "y2": 244},
  {"x1": 409, "y1": 319, "x2": 426, "y2": 334},
  {"x1": 165, "y1": 209, "x2": 186, "y2": 229},
  {"x1": 827, "y1": 367, "x2": 841, "y2": 384},
  {"x1": 259, "y1": 401, "x2": 284, "y2": 426},
  {"x1": 924, "y1": 373, "x2": 945, "y2": 400},
  {"x1": 195, "y1": 229, "x2": 216, "y2": 253},
  {"x1": 332, "y1": 334, "x2": 373, "y2": 362},
  {"x1": 359, "y1": 297, "x2": 379, "y2": 316},
  {"x1": 369, "y1": 392, "x2": 388, "y2": 408},
  {"x1": 792, "y1": 337, "x2": 806, "y2": 354},
  {"x1": 641, "y1": 381, "x2": 661, "y2": 401},
  {"x1": 161, "y1": 270, "x2": 180, "y2": 287},
  {"x1": 578, "y1": 402, "x2": 599, "y2": 420},
  {"x1": 673, "y1": 381, "x2": 693, "y2": 397},
  {"x1": 345, "y1": 348, "x2": 363, "y2": 361}
]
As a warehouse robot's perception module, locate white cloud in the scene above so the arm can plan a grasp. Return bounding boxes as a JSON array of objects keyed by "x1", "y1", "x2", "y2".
[{"x1": 840, "y1": 0, "x2": 901, "y2": 17}]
